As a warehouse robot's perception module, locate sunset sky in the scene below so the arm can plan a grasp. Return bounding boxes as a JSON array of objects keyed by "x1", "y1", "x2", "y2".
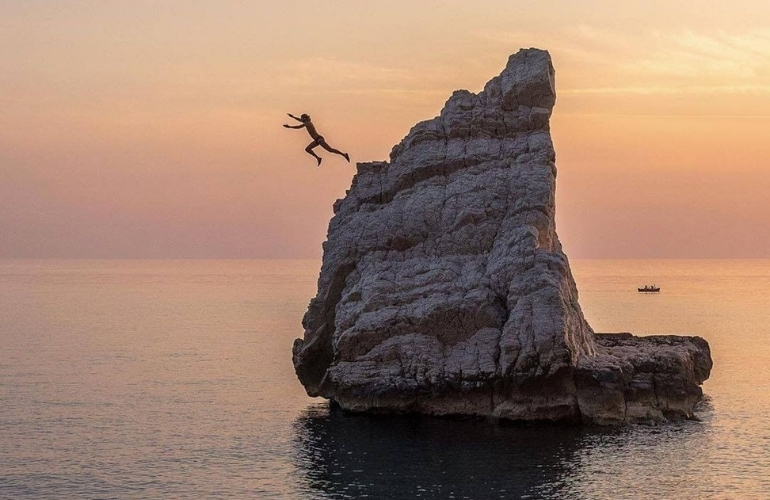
[{"x1": 3, "y1": 0, "x2": 770, "y2": 258}]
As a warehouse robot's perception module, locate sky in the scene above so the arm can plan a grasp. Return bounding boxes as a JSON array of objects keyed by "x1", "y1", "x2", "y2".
[{"x1": 2, "y1": 0, "x2": 770, "y2": 259}]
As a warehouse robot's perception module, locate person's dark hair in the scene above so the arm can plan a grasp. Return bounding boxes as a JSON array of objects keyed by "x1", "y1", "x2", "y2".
[{"x1": 300, "y1": 113, "x2": 310, "y2": 121}]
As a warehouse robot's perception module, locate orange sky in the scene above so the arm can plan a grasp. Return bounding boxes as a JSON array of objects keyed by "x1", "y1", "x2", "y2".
[{"x1": 2, "y1": 0, "x2": 770, "y2": 258}]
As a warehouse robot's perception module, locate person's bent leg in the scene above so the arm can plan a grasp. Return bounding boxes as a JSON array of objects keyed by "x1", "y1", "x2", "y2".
[{"x1": 305, "y1": 141, "x2": 322, "y2": 166}]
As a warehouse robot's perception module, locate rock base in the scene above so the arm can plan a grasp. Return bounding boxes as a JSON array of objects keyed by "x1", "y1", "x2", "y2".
[
  {"x1": 320, "y1": 334, "x2": 712, "y2": 426},
  {"x1": 576, "y1": 333, "x2": 712, "y2": 424}
]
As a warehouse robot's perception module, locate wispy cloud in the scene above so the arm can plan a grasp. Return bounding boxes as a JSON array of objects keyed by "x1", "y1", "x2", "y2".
[
  {"x1": 561, "y1": 84, "x2": 770, "y2": 95},
  {"x1": 270, "y1": 58, "x2": 454, "y2": 106},
  {"x1": 621, "y1": 30, "x2": 770, "y2": 79},
  {"x1": 275, "y1": 58, "x2": 417, "y2": 89},
  {"x1": 480, "y1": 27, "x2": 770, "y2": 96}
]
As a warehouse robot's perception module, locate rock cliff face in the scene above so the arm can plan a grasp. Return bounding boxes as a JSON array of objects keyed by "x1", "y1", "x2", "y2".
[{"x1": 293, "y1": 48, "x2": 712, "y2": 424}]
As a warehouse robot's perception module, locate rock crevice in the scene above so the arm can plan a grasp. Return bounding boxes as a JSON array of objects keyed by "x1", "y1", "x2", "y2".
[{"x1": 292, "y1": 48, "x2": 712, "y2": 424}]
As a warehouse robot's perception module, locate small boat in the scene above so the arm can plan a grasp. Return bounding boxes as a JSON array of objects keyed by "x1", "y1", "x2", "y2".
[{"x1": 638, "y1": 285, "x2": 660, "y2": 293}]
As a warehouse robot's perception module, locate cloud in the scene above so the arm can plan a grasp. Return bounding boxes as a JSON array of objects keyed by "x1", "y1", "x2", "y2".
[
  {"x1": 275, "y1": 58, "x2": 417, "y2": 90},
  {"x1": 622, "y1": 29, "x2": 770, "y2": 79},
  {"x1": 270, "y1": 58, "x2": 457, "y2": 108},
  {"x1": 561, "y1": 84, "x2": 770, "y2": 96},
  {"x1": 480, "y1": 26, "x2": 770, "y2": 96}
]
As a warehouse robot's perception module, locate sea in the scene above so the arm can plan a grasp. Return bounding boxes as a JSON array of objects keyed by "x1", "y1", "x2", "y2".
[{"x1": 1, "y1": 259, "x2": 769, "y2": 500}]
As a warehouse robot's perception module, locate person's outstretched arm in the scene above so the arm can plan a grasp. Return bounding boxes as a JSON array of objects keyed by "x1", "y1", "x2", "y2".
[
  {"x1": 287, "y1": 113, "x2": 304, "y2": 122},
  {"x1": 283, "y1": 123, "x2": 305, "y2": 129}
]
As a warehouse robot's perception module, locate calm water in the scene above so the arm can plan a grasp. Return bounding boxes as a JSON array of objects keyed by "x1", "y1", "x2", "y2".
[{"x1": 1, "y1": 259, "x2": 769, "y2": 499}]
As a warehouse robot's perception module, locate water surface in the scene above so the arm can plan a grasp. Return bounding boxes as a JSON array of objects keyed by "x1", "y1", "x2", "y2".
[{"x1": 1, "y1": 259, "x2": 768, "y2": 499}]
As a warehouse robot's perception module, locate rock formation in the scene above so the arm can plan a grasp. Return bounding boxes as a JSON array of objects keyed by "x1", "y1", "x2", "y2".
[{"x1": 293, "y1": 48, "x2": 712, "y2": 424}]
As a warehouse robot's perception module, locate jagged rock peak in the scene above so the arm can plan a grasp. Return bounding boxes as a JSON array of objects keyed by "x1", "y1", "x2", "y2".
[
  {"x1": 292, "y1": 48, "x2": 712, "y2": 424},
  {"x1": 389, "y1": 48, "x2": 556, "y2": 163}
]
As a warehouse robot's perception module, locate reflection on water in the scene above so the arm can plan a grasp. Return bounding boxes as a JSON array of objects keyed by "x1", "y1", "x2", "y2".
[
  {"x1": 293, "y1": 403, "x2": 584, "y2": 499},
  {"x1": 292, "y1": 402, "x2": 726, "y2": 500}
]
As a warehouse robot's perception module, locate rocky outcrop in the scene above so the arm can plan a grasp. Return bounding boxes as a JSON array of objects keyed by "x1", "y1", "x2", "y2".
[
  {"x1": 577, "y1": 334, "x2": 712, "y2": 424},
  {"x1": 292, "y1": 48, "x2": 712, "y2": 424}
]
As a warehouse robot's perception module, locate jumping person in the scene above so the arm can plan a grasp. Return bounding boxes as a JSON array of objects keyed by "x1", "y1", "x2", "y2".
[{"x1": 283, "y1": 113, "x2": 350, "y2": 166}]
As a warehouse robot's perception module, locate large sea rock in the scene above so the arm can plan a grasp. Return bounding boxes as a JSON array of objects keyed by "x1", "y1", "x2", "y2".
[{"x1": 293, "y1": 48, "x2": 712, "y2": 424}]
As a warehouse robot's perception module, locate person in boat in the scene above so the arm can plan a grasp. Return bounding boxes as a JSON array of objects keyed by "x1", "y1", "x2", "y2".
[{"x1": 283, "y1": 113, "x2": 350, "y2": 166}]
